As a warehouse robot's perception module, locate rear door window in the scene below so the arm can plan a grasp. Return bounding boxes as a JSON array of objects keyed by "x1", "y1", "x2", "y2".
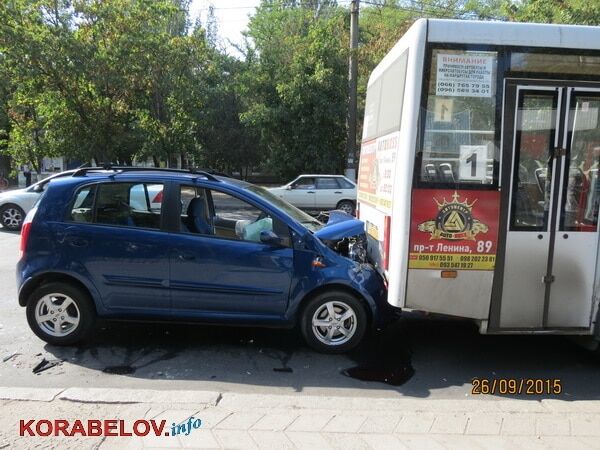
[
  {"x1": 70, "y1": 182, "x2": 164, "y2": 230},
  {"x1": 316, "y1": 177, "x2": 341, "y2": 189}
]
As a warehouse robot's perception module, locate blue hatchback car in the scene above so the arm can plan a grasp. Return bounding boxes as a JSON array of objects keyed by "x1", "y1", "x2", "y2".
[{"x1": 17, "y1": 167, "x2": 394, "y2": 353}]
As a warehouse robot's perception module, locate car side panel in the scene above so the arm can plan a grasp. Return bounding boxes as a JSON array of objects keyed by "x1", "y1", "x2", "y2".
[{"x1": 170, "y1": 233, "x2": 294, "y2": 316}]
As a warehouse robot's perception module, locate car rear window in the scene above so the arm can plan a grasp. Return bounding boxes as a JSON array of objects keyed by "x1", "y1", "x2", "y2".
[
  {"x1": 70, "y1": 186, "x2": 96, "y2": 223},
  {"x1": 338, "y1": 178, "x2": 355, "y2": 189}
]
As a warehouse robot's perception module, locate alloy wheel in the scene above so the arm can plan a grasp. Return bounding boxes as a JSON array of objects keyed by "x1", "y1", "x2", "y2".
[
  {"x1": 34, "y1": 293, "x2": 80, "y2": 337},
  {"x1": 1, "y1": 207, "x2": 22, "y2": 228},
  {"x1": 311, "y1": 301, "x2": 357, "y2": 346}
]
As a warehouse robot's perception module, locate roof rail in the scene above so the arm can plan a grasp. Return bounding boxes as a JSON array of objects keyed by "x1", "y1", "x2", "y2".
[{"x1": 71, "y1": 165, "x2": 221, "y2": 182}]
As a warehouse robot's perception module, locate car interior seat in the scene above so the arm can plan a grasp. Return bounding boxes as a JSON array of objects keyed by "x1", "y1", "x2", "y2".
[{"x1": 187, "y1": 197, "x2": 212, "y2": 234}]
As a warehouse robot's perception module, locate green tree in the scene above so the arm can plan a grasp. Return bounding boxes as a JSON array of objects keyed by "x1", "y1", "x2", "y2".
[
  {"x1": 502, "y1": 0, "x2": 600, "y2": 25},
  {"x1": 0, "y1": 0, "x2": 216, "y2": 168},
  {"x1": 242, "y1": 1, "x2": 349, "y2": 179}
]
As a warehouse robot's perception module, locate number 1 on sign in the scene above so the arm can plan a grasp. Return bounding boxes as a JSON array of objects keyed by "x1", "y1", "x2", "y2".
[
  {"x1": 466, "y1": 152, "x2": 477, "y2": 177},
  {"x1": 459, "y1": 145, "x2": 487, "y2": 182}
]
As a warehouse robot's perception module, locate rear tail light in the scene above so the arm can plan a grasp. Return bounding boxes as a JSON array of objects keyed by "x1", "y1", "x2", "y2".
[
  {"x1": 382, "y1": 215, "x2": 391, "y2": 271},
  {"x1": 20, "y1": 207, "x2": 37, "y2": 258},
  {"x1": 152, "y1": 191, "x2": 163, "y2": 204}
]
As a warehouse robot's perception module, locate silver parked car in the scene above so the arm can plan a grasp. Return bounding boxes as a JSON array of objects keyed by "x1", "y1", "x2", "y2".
[
  {"x1": 269, "y1": 174, "x2": 357, "y2": 215},
  {"x1": 0, "y1": 170, "x2": 76, "y2": 230}
]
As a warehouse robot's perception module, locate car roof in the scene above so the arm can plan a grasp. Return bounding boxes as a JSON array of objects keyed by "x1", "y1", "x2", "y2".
[
  {"x1": 45, "y1": 169, "x2": 248, "y2": 190},
  {"x1": 294, "y1": 174, "x2": 351, "y2": 178}
]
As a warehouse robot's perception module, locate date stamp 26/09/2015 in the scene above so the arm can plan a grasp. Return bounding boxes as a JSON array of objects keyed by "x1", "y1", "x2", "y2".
[{"x1": 471, "y1": 378, "x2": 562, "y2": 395}]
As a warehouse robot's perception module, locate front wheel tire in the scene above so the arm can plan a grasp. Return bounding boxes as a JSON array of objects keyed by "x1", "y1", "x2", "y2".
[
  {"x1": 26, "y1": 282, "x2": 96, "y2": 346},
  {"x1": 300, "y1": 290, "x2": 367, "y2": 353}
]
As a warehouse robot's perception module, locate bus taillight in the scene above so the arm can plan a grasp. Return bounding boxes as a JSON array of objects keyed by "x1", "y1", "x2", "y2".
[{"x1": 383, "y1": 215, "x2": 391, "y2": 270}]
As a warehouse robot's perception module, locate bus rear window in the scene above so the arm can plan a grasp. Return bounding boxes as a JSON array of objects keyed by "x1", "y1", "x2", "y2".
[
  {"x1": 418, "y1": 49, "x2": 499, "y2": 186},
  {"x1": 363, "y1": 51, "x2": 408, "y2": 142}
]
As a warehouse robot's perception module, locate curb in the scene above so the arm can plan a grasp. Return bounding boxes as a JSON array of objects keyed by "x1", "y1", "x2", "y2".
[
  {"x1": 2, "y1": 387, "x2": 600, "y2": 414},
  {"x1": 217, "y1": 393, "x2": 600, "y2": 413},
  {"x1": 0, "y1": 387, "x2": 63, "y2": 402},
  {"x1": 59, "y1": 388, "x2": 222, "y2": 406},
  {"x1": 0, "y1": 387, "x2": 221, "y2": 406}
]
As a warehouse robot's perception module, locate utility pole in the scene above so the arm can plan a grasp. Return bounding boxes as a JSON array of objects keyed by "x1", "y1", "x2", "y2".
[{"x1": 345, "y1": 0, "x2": 359, "y2": 181}]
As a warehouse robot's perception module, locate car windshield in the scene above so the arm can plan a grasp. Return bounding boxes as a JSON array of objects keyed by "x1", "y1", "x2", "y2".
[
  {"x1": 28, "y1": 171, "x2": 72, "y2": 192},
  {"x1": 245, "y1": 185, "x2": 323, "y2": 232}
]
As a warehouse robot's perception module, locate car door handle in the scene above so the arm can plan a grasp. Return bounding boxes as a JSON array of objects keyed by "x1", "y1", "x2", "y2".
[
  {"x1": 66, "y1": 236, "x2": 88, "y2": 248},
  {"x1": 177, "y1": 252, "x2": 195, "y2": 261},
  {"x1": 334, "y1": 191, "x2": 342, "y2": 194},
  {"x1": 126, "y1": 242, "x2": 139, "y2": 252},
  {"x1": 307, "y1": 191, "x2": 315, "y2": 194}
]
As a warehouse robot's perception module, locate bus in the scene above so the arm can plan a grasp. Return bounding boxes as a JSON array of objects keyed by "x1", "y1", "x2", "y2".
[{"x1": 357, "y1": 19, "x2": 600, "y2": 344}]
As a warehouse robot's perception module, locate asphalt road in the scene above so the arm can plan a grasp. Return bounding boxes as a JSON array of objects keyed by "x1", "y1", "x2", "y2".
[{"x1": 1, "y1": 228, "x2": 600, "y2": 401}]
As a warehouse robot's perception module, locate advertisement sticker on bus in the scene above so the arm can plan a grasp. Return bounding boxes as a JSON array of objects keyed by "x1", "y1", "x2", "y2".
[
  {"x1": 409, "y1": 189, "x2": 500, "y2": 270},
  {"x1": 435, "y1": 53, "x2": 494, "y2": 98},
  {"x1": 357, "y1": 131, "x2": 399, "y2": 215}
]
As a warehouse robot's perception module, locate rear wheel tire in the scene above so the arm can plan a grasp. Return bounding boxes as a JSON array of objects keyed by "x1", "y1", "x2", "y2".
[
  {"x1": 300, "y1": 290, "x2": 367, "y2": 353},
  {"x1": 26, "y1": 282, "x2": 96, "y2": 346},
  {"x1": 336, "y1": 200, "x2": 355, "y2": 215},
  {"x1": 0, "y1": 204, "x2": 25, "y2": 230}
]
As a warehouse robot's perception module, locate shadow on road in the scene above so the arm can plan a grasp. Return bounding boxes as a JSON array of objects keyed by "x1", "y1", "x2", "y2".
[
  {"x1": 43, "y1": 312, "x2": 600, "y2": 400},
  {"x1": 0, "y1": 226, "x2": 20, "y2": 234}
]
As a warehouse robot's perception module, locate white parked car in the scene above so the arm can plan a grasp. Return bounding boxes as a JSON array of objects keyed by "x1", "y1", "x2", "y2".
[
  {"x1": 0, "y1": 170, "x2": 76, "y2": 230},
  {"x1": 269, "y1": 174, "x2": 357, "y2": 215}
]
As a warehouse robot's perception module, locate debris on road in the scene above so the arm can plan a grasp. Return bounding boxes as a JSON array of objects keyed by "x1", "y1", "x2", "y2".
[
  {"x1": 2, "y1": 352, "x2": 19, "y2": 363},
  {"x1": 32, "y1": 358, "x2": 63, "y2": 374}
]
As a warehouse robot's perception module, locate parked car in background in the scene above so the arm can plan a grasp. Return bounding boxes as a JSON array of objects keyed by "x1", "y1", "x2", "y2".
[
  {"x1": 17, "y1": 167, "x2": 395, "y2": 353},
  {"x1": 0, "y1": 170, "x2": 76, "y2": 231},
  {"x1": 268, "y1": 175, "x2": 357, "y2": 215}
]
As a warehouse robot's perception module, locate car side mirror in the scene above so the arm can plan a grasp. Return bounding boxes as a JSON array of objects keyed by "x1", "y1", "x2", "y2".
[
  {"x1": 260, "y1": 230, "x2": 283, "y2": 246},
  {"x1": 32, "y1": 184, "x2": 43, "y2": 193},
  {"x1": 286, "y1": 185, "x2": 292, "y2": 190}
]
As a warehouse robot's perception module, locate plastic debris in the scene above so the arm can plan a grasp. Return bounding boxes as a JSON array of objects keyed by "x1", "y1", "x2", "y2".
[
  {"x1": 32, "y1": 358, "x2": 62, "y2": 374},
  {"x1": 2, "y1": 352, "x2": 19, "y2": 363}
]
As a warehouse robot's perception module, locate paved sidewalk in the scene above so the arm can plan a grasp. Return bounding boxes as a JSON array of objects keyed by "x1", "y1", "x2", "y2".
[{"x1": 1, "y1": 387, "x2": 599, "y2": 449}]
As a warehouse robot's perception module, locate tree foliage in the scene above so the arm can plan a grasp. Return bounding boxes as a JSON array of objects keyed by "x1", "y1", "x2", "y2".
[
  {"x1": 502, "y1": 0, "x2": 600, "y2": 25},
  {"x1": 0, "y1": 0, "x2": 597, "y2": 178},
  {"x1": 242, "y1": 1, "x2": 349, "y2": 179},
  {"x1": 0, "y1": 0, "x2": 257, "y2": 172}
]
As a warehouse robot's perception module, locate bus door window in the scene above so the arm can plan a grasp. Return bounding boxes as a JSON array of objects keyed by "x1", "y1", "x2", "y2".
[
  {"x1": 561, "y1": 95, "x2": 600, "y2": 231},
  {"x1": 510, "y1": 93, "x2": 557, "y2": 230}
]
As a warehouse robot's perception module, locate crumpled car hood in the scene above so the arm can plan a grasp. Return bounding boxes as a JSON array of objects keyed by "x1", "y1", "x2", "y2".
[{"x1": 313, "y1": 210, "x2": 365, "y2": 240}]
